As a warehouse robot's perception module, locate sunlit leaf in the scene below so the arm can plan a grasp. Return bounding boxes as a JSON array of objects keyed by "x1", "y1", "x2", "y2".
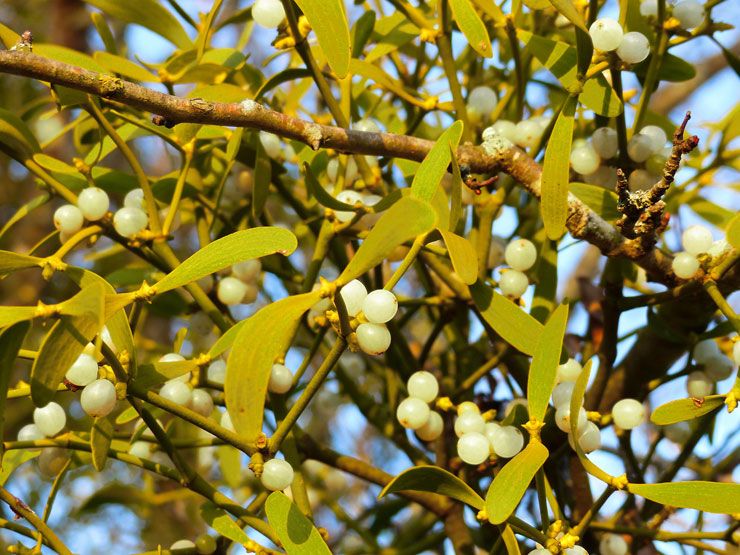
[
  {"x1": 0, "y1": 251, "x2": 43, "y2": 276},
  {"x1": 93, "y1": 51, "x2": 159, "y2": 82},
  {"x1": 502, "y1": 525, "x2": 522, "y2": 555},
  {"x1": 548, "y1": 0, "x2": 588, "y2": 31},
  {"x1": 379, "y1": 466, "x2": 485, "y2": 510},
  {"x1": 440, "y1": 231, "x2": 478, "y2": 285},
  {"x1": 0, "y1": 107, "x2": 41, "y2": 163},
  {"x1": 294, "y1": 0, "x2": 351, "y2": 79},
  {"x1": 0, "y1": 450, "x2": 39, "y2": 485},
  {"x1": 727, "y1": 213, "x2": 740, "y2": 248},
  {"x1": 570, "y1": 182, "x2": 620, "y2": 221},
  {"x1": 411, "y1": 121, "x2": 464, "y2": 202},
  {"x1": 133, "y1": 360, "x2": 198, "y2": 389},
  {"x1": 651, "y1": 395, "x2": 725, "y2": 425},
  {"x1": 91, "y1": 417, "x2": 113, "y2": 471},
  {"x1": 449, "y1": 0, "x2": 492, "y2": 57},
  {"x1": 265, "y1": 492, "x2": 331, "y2": 555},
  {"x1": 304, "y1": 162, "x2": 356, "y2": 211},
  {"x1": 528, "y1": 303, "x2": 569, "y2": 422},
  {"x1": 208, "y1": 320, "x2": 247, "y2": 359},
  {"x1": 0, "y1": 322, "x2": 30, "y2": 461},
  {"x1": 628, "y1": 481, "x2": 740, "y2": 514},
  {"x1": 201, "y1": 502, "x2": 251, "y2": 546},
  {"x1": 541, "y1": 96, "x2": 576, "y2": 240}
]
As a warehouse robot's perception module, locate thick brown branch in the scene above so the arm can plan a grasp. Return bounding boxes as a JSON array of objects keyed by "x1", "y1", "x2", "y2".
[{"x1": 0, "y1": 49, "x2": 678, "y2": 281}]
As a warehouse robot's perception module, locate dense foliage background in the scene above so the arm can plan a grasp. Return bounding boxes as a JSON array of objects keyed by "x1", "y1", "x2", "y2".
[{"x1": 0, "y1": 0, "x2": 738, "y2": 554}]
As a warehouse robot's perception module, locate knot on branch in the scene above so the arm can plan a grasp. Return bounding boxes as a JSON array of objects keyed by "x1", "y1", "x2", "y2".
[
  {"x1": 9, "y1": 30, "x2": 33, "y2": 52},
  {"x1": 615, "y1": 167, "x2": 670, "y2": 248},
  {"x1": 151, "y1": 114, "x2": 175, "y2": 128},
  {"x1": 98, "y1": 75, "x2": 123, "y2": 97}
]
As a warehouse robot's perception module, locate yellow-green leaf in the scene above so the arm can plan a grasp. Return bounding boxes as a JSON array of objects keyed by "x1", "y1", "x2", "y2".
[
  {"x1": 411, "y1": 122, "x2": 464, "y2": 202},
  {"x1": 542, "y1": 96, "x2": 576, "y2": 240},
  {"x1": 34, "y1": 44, "x2": 107, "y2": 72},
  {"x1": 570, "y1": 182, "x2": 620, "y2": 221},
  {"x1": 580, "y1": 76, "x2": 623, "y2": 118},
  {"x1": 31, "y1": 284, "x2": 105, "y2": 407},
  {"x1": 502, "y1": 525, "x2": 522, "y2": 555},
  {"x1": 155, "y1": 227, "x2": 297, "y2": 294},
  {"x1": 449, "y1": 0, "x2": 491, "y2": 57},
  {"x1": 0, "y1": 450, "x2": 39, "y2": 485},
  {"x1": 485, "y1": 441, "x2": 549, "y2": 524},
  {"x1": 303, "y1": 162, "x2": 356, "y2": 211},
  {"x1": 201, "y1": 502, "x2": 251, "y2": 546},
  {"x1": 93, "y1": 51, "x2": 159, "y2": 82},
  {"x1": 379, "y1": 466, "x2": 484, "y2": 510},
  {"x1": 265, "y1": 492, "x2": 332, "y2": 555},
  {"x1": 0, "y1": 307, "x2": 38, "y2": 329},
  {"x1": 208, "y1": 320, "x2": 247, "y2": 359},
  {"x1": 0, "y1": 251, "x2": 43, "y2": 275},
  {"x1": 470, "y1": 282, "x2": 543, "y2": 355},
  {"x1": 133, "y1": 360, "x2": 198, "y2": 389},
  {"x1": 84, "y1": 0, "x2": 193, "y2": 50},
  {"x1": 294, "y1": 0, "x2": 351, "y2": 79},
  {"x1": 0, "y1": 322, "x2": 30, "y2": 462},
  {"x1": 528, "y1": 303, "x2": 569, "y2": 422},
  {"x1": 727, "y1": 213, "x2": 740, "y2": 248},
  {"x1": 0, "y1": 107, "x2": 41, "y2": 163},
  {"x1": 0, "y1": 194, "x2": 50, "y2": 242},
  {"x1": 440, "y1": 231, "x2": 478, "y2": 285},
  {"x1": 628, "y1": 482, "x2": 740, "y2": 514},
  {"x1": 651, "y1": 395, "x2": 726, "y2": 425},
  {"x1": 91, "y1": 417, "x2": 113, "y2": 471},
  {"x1": 0, "y1": 22, "x2": 20, "y2": 49},
  {"x1": 548, "y1": 0, "x2": 588, "y2": 32},
  {"x1": 338, "y1": 197, "x2": 436, "y2": 283},
  {"x1": 225, "y1": 292, "x2": 321, "y2": 441}
]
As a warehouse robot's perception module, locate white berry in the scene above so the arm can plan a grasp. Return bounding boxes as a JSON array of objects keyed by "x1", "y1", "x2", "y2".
[
  {"x1": 457, "y1": 401, "x2": 480, "y2": 415},
  {"x1": 557, "y1": 358, "x2": 582, "y2": 383},
  {"x1": 53, "y1": 204, "x2": 84, "y2": 234},
  {"x1": 640, "y1": 0, "x2": 658, "y2": 15},
  {"x1": 189, "y1": 389, "x2": 214, "y2": 417},
  {"x1": 259, "y1": 131, "x2": 283, "y2": 157},
  {"x1": 589, "y1": 18, "x2": 624, "y2": 51},
  {"x1": 570, "y1": 421, "x2": 602, "y2": 453},
  {"x1": 570, "y1": 144, "x2": 601, "y2": 175},
  {"x1": 626, "y1": 133, "x2": 654, "y2": 163},
  {"x1": 681, "y1": 225, "x2": 713, "y2": 255},
  {"x1": 65, "y1": 353, "x2": 99, "y2": 386},
  {"x1": 356, "y1": 323, "x2": 391, "y2": 355},
  {"x1": 221, "y1": 410, "x2": 235, "y2": 431},
  {"x1": 612, "y1": 398, "x2": 645, "y2": 430},
  {"x1": 217, "y1": 276, "x2": 248, "y2": 306},
  {"x1": 77, "y1": 187, "x2": 110, "y2": 221},
  {"x1": 734, "y1": 341, "x2": 740, "y2": 366},
  {"x1": 708, "y1": 239, "x2": 730, "y2": 259},
  {"x1": 565, "y1": 546, "x2": 588, "y2": 555},
  {"x1": 208, "y1": 360, "x2": 226, "y2": 385},
  {"x1": 555, "y1": 405, "x2": 588, "y2": 433},
  {"x1": 591, "y1": 127, "x2": 619, "y2": 159},
  {"x1": 616, "y1": 32, "x2": 650, "y2": 64},
  {"x1": 18, "y1": 424, "x2": 44, "y2": 442},
  {"x1": 334, "y1": 189, "x2": 363, "y2": 223},
  {"x1": 261, "y1": 458, "x2": 294, "y2": 491},
  {"x1": 673, "y1": 0, "x2": 704, "y2": 28},
  {"x1": 268, "y1": 363, "x2": 293, "y2": 394},
  {"x1": 252, "y1": 0, "x2": 286, "y2": 28},
  {"x1": 505, "y1": 239, "x2": 537, "y2": 271},
  {"x1": 339, "y1": 279, "x2": 368, "y2": 316},
  {"x1": 454, "y1": 411, "x2": 486, "y2": 437},
  {"x1": 491, "y1": 425, "x2": 525, "y2": 458},
  {"x1": 483, "y1": 120, "x2": 517, "y2": 143},
  {"x1": 467, "y1": 86, "x2": 498, "y2": 121},
  {"x1": 361, "y1": 289, "x2": 398, "y2": 324},
  {"x1": 81, "y1": 379, "x2": 117, "y2": 417},
  {"x1": 396, "y1": 397, "x2": 431, "y2": 430},
  {"x1": 687, "y1": 370, "x2": 713, "y2": 397},
  {"x1": 113, "y1": 207, "x2": 148, "y2": 238},
  {"x1": 128, "y1": 441, "x2": 151, "y2": 459},
  {"x1": 600, "y1": 534, "x2": 628, "y2": 555},
  {"x1": 124, "y1": 188, "x2": 145, "y2": 209},
  {"x1": 353, "y1": 119, "x2": 381, "y2": 133},
  {"x1": 457, "y1": 432, "x2": 490, "y2": 465},
  {"x1": 407, "y1": 371, "x2": 439, "y2": 403},
  {"x1": 160, "y1": 380, "x2": 192, "y2": 406},
  {"x1": 170, "y1": 540, "x2": 196, "y2": 550},
  {"x1": 196, "y1": 534, "x2": 218, "y2": 555},
  {"x1": 552, "y1": 382, "x2": 576, "y2": 408},
  {"x1": 703, "y1": 355, "x2": 733, "y2": 381},
  {"x1": 415, "y1": 411, "x2": 444, "y2": 441},
  {"x1": 693, "y1": 339, "x2": 720, "y2": 363},
  {"x1": 672, "y1": 252, "x2": 700, "y2": 279},
  {"x1": 326, "y1": 157, "x2": 358, "y2": 183},
  {"x1": 663, "y1": 421, "x2": 692, "y2": 444},
  {"x1": 232, "y1": 259, "x2": 261, "y2": 283},
  {"x1": 33, "y1": 402, "x2": 67, "y2": 437},
  {"x1": 639, "y1": 125, "x2": 668, "y2": 153},
  {"x1": 483, "y1": 421, "x2": 501, "y2": 450},
  {"x1": 514, "y1": 120, "x2": 544, "y2": 150},
  {"x1": 500, "y1": 269, "x2": 529, "y2": 298}
]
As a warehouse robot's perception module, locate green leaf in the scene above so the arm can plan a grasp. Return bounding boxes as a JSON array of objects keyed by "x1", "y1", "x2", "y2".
[
  {"x1": 410, "y1": 122, "x2": 464, "y2": 202},
  {"x1": 379, "y1": 466, "x2": 484, "y2": 510},
  {"x1": 0, "y1": 322, "x2": 30, "y2": 462},
  {"x1": 91, "y1": 12, "x2": 117, "y2": 53},
  {"x1": 294, "y1": 0, "x2": 351, "y2": 79},
  {"x1": 448, "y1": 146, "x2": 464, "y2": 232},
  {"x1": 133, "y1": 360, "x2": 198, "y2": 389},
  {"x1": 0, "y1": 450, "x2": 39, "y2": 486},
  {"x1": 226, "y1": 292, "x2": 320, "y2": 441},
  {"x1": 727, "y1": 213, "x2": 740, "y2": 248},
  {"x1": 0, "y1": 22, "x2": 20, "y2": 49},
  {"x1": 527, "y1": 303, "x2": 569, "y2": 422},
  {"x1": 31, "y1": 284, "x2": 105, "y2": 407},
  {"x1": 502, "y1": 525, "x2": 522, "y2": 555},
  {"x1": 0, "y1": 307, "x2": 38, "y2": 329},
  {"x1": 208, "y1": 320, "x2": 247, "y2": 359},
  {"x1": 338, "y1": 197, "x2": 436, "y2": 283},
  {"x1": 650, "y1": 395, "x2": 726, "y2": 425},
  {"x1": 470, "y1": 282, "x2": 544, "y2": 356},
  {"x1": 0, "y1": 251, "x2": 43, "y2": 276},
  {"x1": 93, "y1": 51, "x2": 159, "y2": 82},
  {"x1": 541, "y1": 96, "x2": 576, "y2": 240},
  {"x1": 352, "y1": 10, "x2": 376, "y2": 58},
  {"x1": 255, "y1": 68, "x2": 313, "y2": 101},
  {"x1": 91, "y1": 417, "x2": 113, "y2": 471},
  {"x1": 688, "y1": 196, "x2": 735, "y2": 228},
  {"x1": 303, "y1": 163, "x2": 356, "y2": 211},
  {"x1": 217, "y1": 446, "x2": 242, "y2": 489},
  {"x1": 155, "y1": 227, "x2": 297, "y2": 294},
  {"x1": 548, "y1": 0, "x2": 588, "y2": 32},
  {"x1": 449, "y1": 0, "x2": 492, "y2": 57},
  {"x1": 580, "y1": 76, "x2": 623, "y2": 117},
  {"x1": 485, "y1": 441, "x2": 549, "y2": 524},
  {"x1": 84, "y1": 0, "x2": 193, "y2": 50},
  {"x1": 440, "y1": 231, "x2": 478, "y2": 285},
  {"x1": 628, "y1": 481, "x2": 740, "y2": 514},
  {"x1": 265, "y1": 492, "x2": 332, "y2": 555},
  {"x1": 0, "y1": 107, "x2": 41, "y2": 163},
  {"x1": 201, "y1": 502, "x2": 251, "y2": 546},
  {"x1": 0, "y1": 194, "x2": 50, "y2": 242},
  {"x1": 34, "y1": 44, "x2": 107, "y2": 72},
  {"x1": 569, "y1": 182, "x2": 620, "y2": 221},
  {"x1": 518, "y1": 31, "x2": 579, "y2": 91},
  {"x1": 531, "y1": 237, "x2": 558, "y2": 323}
]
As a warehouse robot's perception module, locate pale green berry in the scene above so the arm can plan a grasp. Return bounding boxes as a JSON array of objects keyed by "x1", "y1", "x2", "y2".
[
  {"x1": 457, "y1": 432, "x2": 490, "y2": 465},
  {"x1": 261, "y1": 458, "x2": 294, "y2": 491},
  {"x1": 612, "y1": 398, "x2": 645, "y2": 430}
]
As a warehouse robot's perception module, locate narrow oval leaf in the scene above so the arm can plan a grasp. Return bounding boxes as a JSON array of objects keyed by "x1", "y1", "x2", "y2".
[
  {"x1": 155, "y1": 227, "x2": 297, "y2": 294},
  {"x1": 304, "y1": 162, "x2": 357, "y2": 211},
  {"x1": 570, "y1": 182, "x2": 620, "y2": 221},
  {"x1": 225, "y1": 292, "x2": 321, "y2": 441},
  {"x1": 0, "y1": 307, "x2": 38, "y2": 329},
  {"x1": 470, "y1": 282, "x2": 543, "y2": 355},
  {"x1": 440, "y1": 231, "x2": 478, "y2": 285},
  {"x1": 338, "y1": 197, "x2": 436, "y2": 283},
  {"x1": 628, "y1": 482, "x2": 740, "y2": 514},
  {"x1": 485, "y1": 441, "x2": 549, "y2": 524},
  {"x1": 502, "y1": 525, "x2": 522, "y2": 555},
  {"x1": 0, "y1": 251, "x2": 43, "y2": 276},
  {"x1": 31, "y1": 284, "x2": 105, "y2": 406},
  {"x1": 541, "y1": 96, "x2": 576, "y2": 240},
  {"x1": 449, "y1": 0, "x2": 491, "y2": 57},
  {"x1": 0, "y1": 322, "x2": 31, "y2": 461},
  {"x1": 133, "y1": 360, "x2": 198, "y2": 389},
  {"x1": 91, "y1": 417, "x2": 114, "y2": 471},
  {"x1": 727, "y1": 213, "x2": 740, "y2": 248},
  {"x1": 0, "y1": 450, "x2": 39, "y2": 485},
  {"x1": 93, "y1": 51, "x2": 159, "y2": 82},
  {"x1": 379, "y1": 466, "x2": 485, "y2": 510},
  {"x1": 651, "y1": 395, "x2": 726, "y2": 425},
  {"x1": 580, "y1": 76, "x2": 623, "y2": 117},
  {"x1": 411, "y1": 122, "x2": 464, "y2": 202},
  {"x1": 252, "y1": 142, "x2": 271, "y2": 219},
  {"x1": 84, "y1": 0, "x2": 193, "y2": 50},
  {"x1": 548, "y1": 0, "x2": 587, "y2": 32},
  {"x1": 294, "y1": 0, "x2": 351, "y2": 79},
  {"x1": 208, "y1": 320, "x2": 247, "y2": 359},
  {"x1": 0, "y1": 107, "x2": 41, "y2": 163},
  {"x1": 265, "y1": 492, "x2": 331, "y2": 555},
  {"x1": 528, "y1": 303, "x2": 569, "y2": 422},
  {"x1": 201, "y1": 502, "x2": 251, "y2": 546}
]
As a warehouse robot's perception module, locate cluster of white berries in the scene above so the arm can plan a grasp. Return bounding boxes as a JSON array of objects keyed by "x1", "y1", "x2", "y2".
[
  {"x1": 157, "y1": 353, "x2": 214, "y2": 417},
  {"x1": 169, "y1": 534, "x2": 217, "y2": 554},
  {"x1": 482, "y1": 115, "x2": 551, "y2": 151},
  {"x1": 640, "y1": 0, "x2": 705, "y2": 28},
  {"x1": 259, "y1": 131, "x2": 296, "y2": 162},
  {"x1": 252, "y1": 0, "x2": 286, "y2": 28},
  {"x1": 588, "y1": 18, "x2": 650, "y2": 64},
  {"x1": 217, "y1": 259, "x2": 261, "y2": 306},
  {"x1": 686, "y1": 338, "x2": 736, "y2": 397},
  {"x1": 456, "y1": 403, "x2": 525, "y2": 464},
  {"x1": 550, "y1": 359, "x2": 601, "y2": 452},
  {"x1": 672, "y1": 224, "x2": 730, "y2": 279},
  {"x1": 396, "y1": 371, "x2": 444, "y2": 440},
  {"x1": 499, "y1": 238, "x2": 538, "y2": 299},
  {"x1": 337, "y1": 280, "x2": 398, "y2": 355},
  {"x1": 53, "y1": 187, "x2": 110, "y2": 241}
]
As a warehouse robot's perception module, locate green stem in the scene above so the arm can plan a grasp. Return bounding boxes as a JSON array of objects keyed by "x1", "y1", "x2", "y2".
[
  {"x1": 385, "y1": 235, "x2": 426, "y2": 290},
  {"x1": 704, "y1": 279, "x2": 740, "y2": 333},
  {"x1": 535, "y1": 468, "x2": 550, "y2": 532},
  {"x1": 0, "y1": 486, "x2": 72, "y2": 555},
  {"x1": 162, "y1": 148, "x2": 193, "y2": 236},
  {"x1": 632, "y1": 31, "x2": 669, "y2": 133},
  {"x1": 436, "y1": 32, "x2": 472, "y2": 140}
]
